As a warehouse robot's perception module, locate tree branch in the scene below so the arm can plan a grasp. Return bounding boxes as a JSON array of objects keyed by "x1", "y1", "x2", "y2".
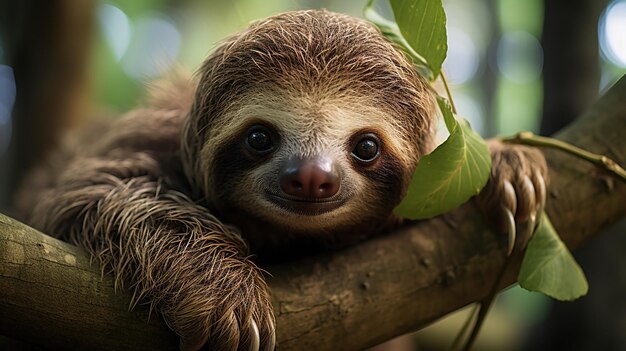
[{"x1": 2, "y1": 76, "x2": 625, "y2": 350}]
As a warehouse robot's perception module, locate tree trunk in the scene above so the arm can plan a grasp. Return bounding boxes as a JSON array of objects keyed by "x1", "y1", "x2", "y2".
[
  {"x1": 1, "y1": 76, "x2": 625, "y2": 350},
  {"x1": 540, "y1": 0, "x2": 604, "y2": 135},
  {"x1": 0, "y1": 1, "x2": 93, "y2": 211}
]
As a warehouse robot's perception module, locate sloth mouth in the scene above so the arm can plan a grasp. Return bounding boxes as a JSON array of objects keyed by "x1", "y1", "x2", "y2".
[{"x1": 265, "y1": 193, "x2": 346, "y2": 216}]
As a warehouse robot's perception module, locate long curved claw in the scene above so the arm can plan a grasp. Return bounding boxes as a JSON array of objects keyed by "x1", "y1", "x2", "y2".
[
  {"x1": 535, "y1": 172, "x2": 547, "y2": 231},
  {"x1": 516, "y1": 175, "x2": 537, "y2": 249},
  {"x1": 466, "y1": 142, "x2": 548, "y2": 351},
  {"x1": 249, "y1": 319, "x2": 260, "y2": 351},
  {"x1": 502, "y1": 180, "x2": 517, "y2": 217},
  {"x1": 264, "y1": 318, "x2": 276, "y2": 351},
  {"x1": 521, "y1": 211, "x2": 536, "y2": 249},
  {"x1": 502, "y1": 180, "x2": 517, "y2": 255},
  {"x1": 518, "y1": 175, "x2": 537, "y2": 221},
  {"x1": 503, "y1": 207, "x2": 516, "y2": 256}
]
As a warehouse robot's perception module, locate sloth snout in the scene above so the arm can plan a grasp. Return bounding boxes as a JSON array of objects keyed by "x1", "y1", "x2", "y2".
[{"x1": 279, "y1": 157, "x2": 340, "y2": 199}]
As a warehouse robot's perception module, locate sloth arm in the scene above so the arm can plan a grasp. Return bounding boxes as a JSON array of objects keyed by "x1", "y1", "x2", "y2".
[{"x1": 24, "y1": 125, "x2": 274, "y2": 351}]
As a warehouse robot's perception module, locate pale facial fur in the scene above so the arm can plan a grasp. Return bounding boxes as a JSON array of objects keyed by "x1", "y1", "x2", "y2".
[
  {"x1": 197, "y1": 88, "x2": 416, "y2": 232},
  {"x1": 180, "y1": 9, "x2": 437, "y2": 245}
]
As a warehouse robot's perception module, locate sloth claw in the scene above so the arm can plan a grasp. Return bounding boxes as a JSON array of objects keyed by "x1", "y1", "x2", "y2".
[
  {"x1": 177, "y1": 305, "x2": 274, "y2": 351},
  {"x1": 502, "y1": 180, "x2": 517, "y2": 215},
  {"x1": 479, "y1": 141, "x2": 549, "y2": 254},
  {"x1": 265, "y1": 317, "x2": 276, "y2": 351},
  {"x1": 249, "y1": 319, "x2": 260, "y2": 351},
  {"x1": 517, "y1": 176, "x2": 536, "y2": 221},
  {"x1": 466, "y1": 142, "x2": 548, "y2": 351},
  {"x1": 250, "y1": 313, "x2": 275, "y2": 351},
  {"x1": 535, "y1": 172, "x2": 546, "y2": 231},
  {"x1": 503, "y1": 207, "x2": 516, "y2": 255},
  {"x1": 502, "y1": 173, "x2": 546, "y2": 253}
]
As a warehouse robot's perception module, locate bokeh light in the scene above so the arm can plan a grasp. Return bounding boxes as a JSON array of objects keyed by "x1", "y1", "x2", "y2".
[
  {"x1": 120, "y1": 15, "x2": 181, "y2": 80},
  {"x1": 97, "y1": 4, "x2": 132, "y2": 61},
  {"x1": 599, "y1": 0, "x2": 626, "y2": 68},
  {"x1": 455, "y1": 91, "x2": 485, "y2": 135},
  {"x1": 443, "y1": 27, "x2": 480, "y2": 85},
  {"x1": 444, "y1": 0, "x2": 491, "y2": 50},
  {"x1": 496, "y1": 31, "x2": 543, "y2": 83}
]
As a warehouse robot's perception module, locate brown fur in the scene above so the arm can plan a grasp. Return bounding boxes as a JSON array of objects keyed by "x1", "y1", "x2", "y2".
[
  {"x1": 18, "y1": 70, "x2": 274, "y2": 349},
  {"x1": 477, "y1": 139, "x2": 549, "y2": 240},
  {"x1": 15, "y1": 9, "x2": 546, "y2": 351},
  {"x1": 182, "y1": 10, "x2": 435, "y2": 197},
  {"x1": 180, "y1": 10, "x2": 436, "y2": 252}
]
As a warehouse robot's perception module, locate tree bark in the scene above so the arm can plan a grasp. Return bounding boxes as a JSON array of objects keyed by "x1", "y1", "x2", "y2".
[{"x1": 1, "y1": 76, "x2": 625, "y2": 350}]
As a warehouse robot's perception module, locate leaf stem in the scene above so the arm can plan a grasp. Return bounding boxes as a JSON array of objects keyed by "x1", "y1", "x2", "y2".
[
  {"x1": 501, "y1": 132, "x2": 626, "y2": 182},
  {"x1": 447, "y1": 304, "x2": 479, "y2": 351},
  {"x1": 440, "y1": 70, "x2": 457, "y2": 114}
]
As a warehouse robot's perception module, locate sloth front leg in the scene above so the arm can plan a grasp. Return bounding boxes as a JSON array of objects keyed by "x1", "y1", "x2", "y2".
[
  {"x1": 477, "y1": 140, "x2": 548, "y2": 252},
  {"x1": 29, "y1": 153, "x2": 275, "y2": 351},
  {"x1": 459, "y1": 140, "x2": 549, "y2": 351}
]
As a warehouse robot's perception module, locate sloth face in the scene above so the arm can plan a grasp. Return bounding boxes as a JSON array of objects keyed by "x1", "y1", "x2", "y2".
[
  {"x1": 181, "y1": 10, "x2": 436, "y2": 241},
  {"x1": 199, "y1": 91, "x2": 424, "y2": 237}
]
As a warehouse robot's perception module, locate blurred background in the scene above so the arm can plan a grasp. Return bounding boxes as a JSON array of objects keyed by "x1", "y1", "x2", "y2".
[{"x1": 0, "y1": 0, "x2": 625, "y2": 350}]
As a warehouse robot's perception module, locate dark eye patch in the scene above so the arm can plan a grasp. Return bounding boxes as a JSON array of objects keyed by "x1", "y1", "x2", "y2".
[
  {"x1": 347, "y1": 130, "x2": 406, "y2": 207},
  {"x1": 360, "y1": 155, "x2": 406, "y2": 209},
  {"x1": 211, "y1": 123, "x2": 278, "y2": 203}
]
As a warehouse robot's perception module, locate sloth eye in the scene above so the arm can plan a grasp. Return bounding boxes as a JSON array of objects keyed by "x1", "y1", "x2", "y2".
[
  {"x1": 246, "y1": 126, "x2": 274, "y2": 153},
  {"x1": 352, "y1": 134, "x2": 380, "y2": 163}
]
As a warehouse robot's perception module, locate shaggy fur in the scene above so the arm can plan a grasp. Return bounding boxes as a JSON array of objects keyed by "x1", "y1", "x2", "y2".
[
  {"x1": 179, "y1": 11, "x2": 437, "y2": 252},
  {"x1": 19, "y1": 73, "x2": 273, "y2": 350},
  {"x1": 16, "y1": 9, "x2": 547, "y2": 351}
]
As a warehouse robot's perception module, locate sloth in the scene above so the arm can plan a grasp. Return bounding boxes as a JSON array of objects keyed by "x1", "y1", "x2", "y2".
[{"x1": 16, "y1": 9, "x2": 548, "y2": 351}]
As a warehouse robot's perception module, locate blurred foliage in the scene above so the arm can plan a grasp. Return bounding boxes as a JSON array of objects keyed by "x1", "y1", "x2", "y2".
[
  {"x1": 92, "y1": 0, "x2": 625, "y2": 136},
  {"x1": 92, "y1": 0, "x2": 365, "y2": 110},
  {"x1": 495, "y1": 79, "x2": 543, "y2": 135},
  {"x1": 498, "y1": 0, "x2": 543, "y2": 36}
]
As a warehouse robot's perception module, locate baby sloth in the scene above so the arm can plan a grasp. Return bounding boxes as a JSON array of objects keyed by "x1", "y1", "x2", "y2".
[{"x1": 18, "y1": 9, "x2": 548, "y2": 351}]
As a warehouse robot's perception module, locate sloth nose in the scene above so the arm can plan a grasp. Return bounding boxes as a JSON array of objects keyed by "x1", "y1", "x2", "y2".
[{"x1": 279, "y1": 157, "x2": 340, "y2": 199}]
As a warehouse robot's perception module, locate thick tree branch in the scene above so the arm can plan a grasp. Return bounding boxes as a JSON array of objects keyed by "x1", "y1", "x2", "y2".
[{"x1": 1, "y1": 76, "x2": 625, "y2": 350}]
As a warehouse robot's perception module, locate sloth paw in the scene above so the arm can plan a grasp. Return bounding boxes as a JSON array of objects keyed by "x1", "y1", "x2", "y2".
[
  {"x1": 179, "y1": 313, "x2": 275, "y2": 351},
  {"x1": 477, "y1": 140, "x2": 548, "y2": 254},
  {"x1": 172, "y1": 276, "x2": 276, "y2": 351}
]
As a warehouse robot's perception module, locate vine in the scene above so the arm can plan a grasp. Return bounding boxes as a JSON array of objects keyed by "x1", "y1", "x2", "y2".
[{"x1": 502, "y1": 132, "x2": 626, "y2": 181}]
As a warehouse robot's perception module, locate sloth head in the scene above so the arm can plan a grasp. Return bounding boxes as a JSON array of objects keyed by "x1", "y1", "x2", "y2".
[{"x1": 182, "y1": 10, "x2": 436, "y2": 244}]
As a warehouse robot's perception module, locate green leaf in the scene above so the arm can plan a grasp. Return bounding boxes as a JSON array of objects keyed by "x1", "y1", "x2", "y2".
[
  {"x1": 394, "y1": 97, "x2": 491, "y2": 219},
  {"x1": 390, "y1": 0, "x2": 447, "y2": 78},
  {"x1": 363, "y1": 0, "x2": 430, "y2": 75},
  {"x1": 519, "y1": 213, "x2": 588, "y2": 301}
]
